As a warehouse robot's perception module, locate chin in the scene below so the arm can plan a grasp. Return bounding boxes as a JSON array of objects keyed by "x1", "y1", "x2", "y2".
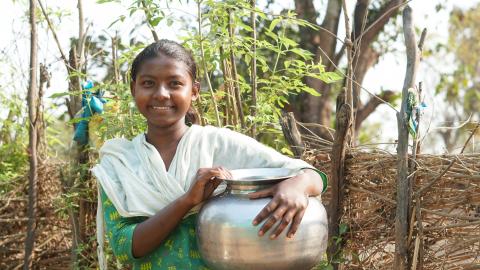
[{"x1": 147, "y1": 119, "x2": 186, "y2": 129}]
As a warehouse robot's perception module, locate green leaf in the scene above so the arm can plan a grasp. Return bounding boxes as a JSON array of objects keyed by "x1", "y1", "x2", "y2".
[
  {"x1": 49, "y1": 92, "x2": 70, "y2": 99},
  {"x1": 107, "y1": 15, "x2": 126, "y2": 28},
  {"x1": 281, "y1": 36, "x2": 298, "y2": 48},
  {"x1": 150, "y1": 16, "x2": 162, "y2": 27},
  {"x1": 238, "y1": 21, "x2": 253, "y2": 32},
  {"x1": 269, "y1": 17, "x2": 281, "y2": 31},
  {"x1": 301, "y1": 86, "x2": 321, "y2": 97},
  {"x1": 96, "y1": 0, "x2": 120, "y2": 3},
  {"x1": 324, "y1": 72, "x2": 342, "y2": 82},
  {"x1": 339, "y1": 223, "x2": 348, "y2": 235},
  {"x1": 265, "y1": 30, "x2": 277, "y2": 40},
  {"x1": 280, "y1": 147, "x2": 294, "y2": 156},
  {"x1": 290, "y1": 48, "x2": 313, "y2": 59}
]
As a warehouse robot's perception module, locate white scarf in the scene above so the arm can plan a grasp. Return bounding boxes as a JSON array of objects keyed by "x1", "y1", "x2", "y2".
[{"x1": 91, "y1": 125, "x2": 313, "y2": 269}]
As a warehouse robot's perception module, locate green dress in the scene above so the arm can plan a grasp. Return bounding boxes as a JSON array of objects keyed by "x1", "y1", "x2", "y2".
[{"x1": 100, "y1": 189, "x2": 209, "y2": 270}]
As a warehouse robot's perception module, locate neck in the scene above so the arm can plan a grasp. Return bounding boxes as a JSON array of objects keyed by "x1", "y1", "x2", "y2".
[{"x1": 145, "y1": 121, "x2": 189, "y2": 150}]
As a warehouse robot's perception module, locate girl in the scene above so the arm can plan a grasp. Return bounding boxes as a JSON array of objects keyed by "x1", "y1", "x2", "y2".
[{"x1": 92, "y1": 39, "x2": 327, "y2": 270}]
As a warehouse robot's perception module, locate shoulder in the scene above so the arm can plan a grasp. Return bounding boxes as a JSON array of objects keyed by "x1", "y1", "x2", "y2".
[
  {"x1": 193, "y1": 124, "x2": 244, "y2": 137},
  {"x1": 98, "y1": 134, "x2": 141, "y2": 158},
  {"x1": 193, "y1": 125, "x2": 258, "y2": 148}
]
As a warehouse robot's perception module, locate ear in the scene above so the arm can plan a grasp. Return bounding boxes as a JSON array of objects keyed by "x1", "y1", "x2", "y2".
[
  {"x1": 130, "y1": 80, "x2": 136, "y2": 97},
  {"x1": 191, "y1": 81, "x2": 200, "y2": 101}
]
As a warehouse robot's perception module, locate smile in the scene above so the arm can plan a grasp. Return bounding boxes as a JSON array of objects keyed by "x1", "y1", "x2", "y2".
[{"x1": 150, "y1": 106, "x2": 174, "y2": 111}]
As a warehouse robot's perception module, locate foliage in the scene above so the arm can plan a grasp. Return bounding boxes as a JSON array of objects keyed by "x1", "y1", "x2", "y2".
[
  {"x1": 315, "y1": 223, "x2": 350, "y2": 270},
  {"x1": 437, "y1": 4, "x2": 480, "y2": 114},
  {"x1": 434, "y1": 4, "x2": 480, "y2": 150},
  {"x1": 94, "y1": 0, "x2": 341, "y2": 151},
  {"x1": 0, "y1": 91, "x2": 28, "y2": 188}
]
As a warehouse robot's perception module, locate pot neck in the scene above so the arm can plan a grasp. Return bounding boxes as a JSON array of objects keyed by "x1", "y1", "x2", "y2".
[{"x1": 226, "y1": 182, "x2": 278, "y2": 196}]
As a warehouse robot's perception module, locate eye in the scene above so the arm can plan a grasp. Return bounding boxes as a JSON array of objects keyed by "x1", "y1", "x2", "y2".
[
  {"x1": 142, "y1": 80, "x2": 155, "y2": 87},
  {"x1": 170, "y1": 80, "x2": 183, "y2": 88}
]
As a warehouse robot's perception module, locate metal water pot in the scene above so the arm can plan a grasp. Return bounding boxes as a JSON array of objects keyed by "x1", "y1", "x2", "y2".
[{"x1": 196, "y1": 168, "x2": 328, "y2": 270}]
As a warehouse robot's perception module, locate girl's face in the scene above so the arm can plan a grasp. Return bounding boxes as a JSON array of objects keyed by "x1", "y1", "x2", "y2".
[{"x1": 131, "y1": 54, "x2": 199, "y2": 129}]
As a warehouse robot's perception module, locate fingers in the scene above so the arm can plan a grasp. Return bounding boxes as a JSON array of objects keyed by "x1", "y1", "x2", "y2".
[
  {"x1": 252, "y1": 191, "x2": 309, "y2": 239},
  {"x1": 258, "y1": 205, "x2": 289, "y2": 238},
  {"x1": 271, "y1": 208, "x2": 297, "y2": 239},
  {"x1": 217, "y1": 167, "x2": 232, "y2": 180},
  {"x1": 252, "y1": 195, "x2": 278, "y2": 226},
  {"x1": 248, "y1": 187, "x2": 273, "y2": 200},
  {"x1": 196, "y1": 167, "x2": 223, "y2": 183},
  {"x1": 287, "y1": 208, "x2": 306, "y2": 238}
]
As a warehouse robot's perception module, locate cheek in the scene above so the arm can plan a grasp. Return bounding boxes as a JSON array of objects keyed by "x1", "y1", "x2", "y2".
[
  {"x1": 173, "y1": 92, "x2": 193, "y2": 105},
  {"x1": 133, "y1": 93, "x2": 148, "y2": 108}
]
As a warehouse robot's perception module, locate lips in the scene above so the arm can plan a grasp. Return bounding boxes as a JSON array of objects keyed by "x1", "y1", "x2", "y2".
[{"x1": 149, "y1": 105, "x2": 174, "y2": 111}]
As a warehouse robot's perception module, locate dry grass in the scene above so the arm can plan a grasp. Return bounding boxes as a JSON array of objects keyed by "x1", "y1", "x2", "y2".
[
  {"x1": 0, "y1": 159, "x2": 71, "y2": 270},
  {"x1": 305, "y1": 148, "x2": 480, "y2": 269}
]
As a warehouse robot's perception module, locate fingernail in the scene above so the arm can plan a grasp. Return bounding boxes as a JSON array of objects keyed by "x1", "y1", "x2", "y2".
[
  {"x1": 258, "y1": 231, "x2": 264, "y2": 236},
  {"x1": 288, "y1": 233, "x2": 293, "y2": 238},
  {"x1": 270, "y1": 234, "x2": 276, "y2": 239},
  {"x1": 252, "y1": 220, "x2": 258, "y2": 225}
]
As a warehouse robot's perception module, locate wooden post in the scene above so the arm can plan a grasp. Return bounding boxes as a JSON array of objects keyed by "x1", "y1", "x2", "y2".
[
  {"x1": 328, "y1": 2, "x2": 355, "y2": 268},
  {"x1": 328, "y1": 95, "x2": 352, "y2": 267},
  {"x1": 394, "y1": 6, "x2": 420, "y2": 270},
  {"x1": 280, "y1": 112, "x2": 304, "y2": 158},
  {"x1": 24, "y1": 0, "x2": 39, "y2": 268}
]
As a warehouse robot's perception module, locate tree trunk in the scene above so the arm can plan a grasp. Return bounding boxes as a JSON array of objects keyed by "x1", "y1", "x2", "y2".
[
  {"x1": 24, "y1": 0, "x2": 39, "y2": 268},
  {"x1": 293, "y1": 0, "x2": 404, "y2": 141},
  {"x1": 294, "y1": 0, "x2": 341, "y2": 141}
]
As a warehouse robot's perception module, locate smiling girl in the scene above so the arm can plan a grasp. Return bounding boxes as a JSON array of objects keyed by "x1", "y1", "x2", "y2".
[{"x1": 92, "y1": 39, "x2": 327, "y2": 270}]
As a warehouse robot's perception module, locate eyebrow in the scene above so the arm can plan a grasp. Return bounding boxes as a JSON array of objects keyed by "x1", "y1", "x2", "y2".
[{"x1": 137, "y1": 73, "x2": 187, "y2": 80}]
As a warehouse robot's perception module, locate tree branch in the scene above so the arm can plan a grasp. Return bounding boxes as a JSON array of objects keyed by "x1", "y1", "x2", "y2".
[
  {"x1": 77, "y1": 0, "x2": 85, "y2": 69},
  {"x1": 358, "y1": 0, "x2": 406, "y2": 45},
  {"x1": 250, "y1": 0, "x2": 257, "y2": 137},
  {"x1": 37, "y1": 0, "x2": 69, "y2": 69},
  {"x1": 197, "y1": 0, "x2": 221, "y2": 127},
  {"x1": 355, "y1": 90, "x2": 395, "y2": 129},
  {"x1": 141, "y1": 0, "x2": 159, "y2": 42}
]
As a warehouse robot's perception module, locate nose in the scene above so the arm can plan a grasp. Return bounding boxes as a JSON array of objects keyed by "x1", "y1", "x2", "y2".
[{"x1": 153, "y1": 84, "x2": 170, "y2": 100}]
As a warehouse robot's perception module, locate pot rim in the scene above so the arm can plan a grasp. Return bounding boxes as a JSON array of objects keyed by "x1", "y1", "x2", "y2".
[{"x1": 219, "y1": 168, "x2": 297, "y2": 186}]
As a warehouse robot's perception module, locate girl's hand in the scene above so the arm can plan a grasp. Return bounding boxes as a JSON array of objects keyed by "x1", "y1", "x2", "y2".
[
  {"x1": 248, "y1": 174, "x2": 310, "y2": 239},
  {"x1": 186, "y1": 167, "x2": 232, "y2": 207}
]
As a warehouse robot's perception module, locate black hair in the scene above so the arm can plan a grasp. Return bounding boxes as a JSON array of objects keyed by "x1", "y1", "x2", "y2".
[{"x1": 131, "y1": 39, "x2": 199, "y2": 125}]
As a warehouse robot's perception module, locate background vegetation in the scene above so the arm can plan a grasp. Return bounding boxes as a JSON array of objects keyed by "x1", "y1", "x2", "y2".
[{"x1": 0, "y1": 0, "x2": 478, "y2": 269}]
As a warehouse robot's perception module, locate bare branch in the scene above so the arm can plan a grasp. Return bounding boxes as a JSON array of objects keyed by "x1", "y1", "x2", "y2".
[
  {"x1": 37, "y1": 0, "x2": 69, "y2": 69},
  {"x1": 228, "y1": 11, "x2": 246, "y2": 129},
  {"x1": 416, "y1": 122, "x2": 479, "y2": 196},
  {"x1": 77, "y1": 0, "x2": 85, "y2": 69},
  {"x1": 197, "y1": 0, "x2": 221, "y2": 127},
  {"x1": 250, "y1": 0, "x2": 257, "y2": 137},
  {"x1": 357, "y1": 0, "x2": 409, "y2": 45},
  {"x1": 395, "y1": 6, "x2": 419, "y2": 269},
  {"x1": 355, "y1": 90, "x2": 396, "y2": 129}
]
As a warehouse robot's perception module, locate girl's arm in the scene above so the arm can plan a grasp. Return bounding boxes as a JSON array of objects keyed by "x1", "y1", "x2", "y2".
[
  {"x1": 211, "y1": 128, "x2": 328, "y2": 239},
  {"x1": 248, "y1": 169, "x2": 325, "y2": 239},
  {"x1": 131, "y1": 167, "x2": 229, "y2": 258}
]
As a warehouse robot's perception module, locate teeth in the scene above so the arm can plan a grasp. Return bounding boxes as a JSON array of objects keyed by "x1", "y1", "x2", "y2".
[{"x1": 152, "y1": 106, "x2": 172, "y2": 110}]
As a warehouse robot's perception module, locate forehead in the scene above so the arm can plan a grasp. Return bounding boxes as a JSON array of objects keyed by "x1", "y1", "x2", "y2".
[{"x1": 137, "y1": 55, "x2": 191, "y2": 78}]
